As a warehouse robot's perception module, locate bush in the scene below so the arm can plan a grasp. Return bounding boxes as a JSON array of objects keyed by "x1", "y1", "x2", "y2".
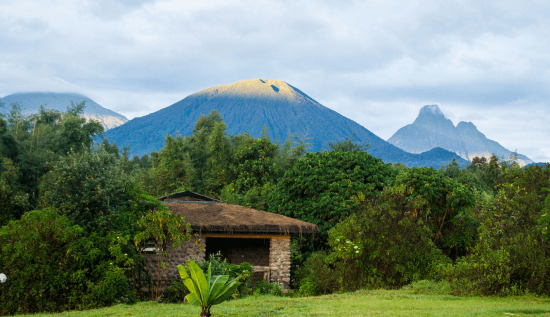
[
  {"x1": 0, "y1": 208, "x2": 135, "y2": 315},
  {"x1": 296, "y1": 252, "x2": 340, "y2": 296},
  {"x1": 325, "y1": 206, "x2": 447, "y2": 291},
  {"x1": 253, "y1": 280, "x2": 284, "y2": 296},
  {"x1": 161, "y1": 280, "x2": 189, "y2": 303},
  {"x1": 440, "y1": 164, "x2": 550, "y2": 296},
  {"x1": 294, "y1": 167, "x2": 476, "y2": 295},
  {"x1": 400, "y1": 280, "x2": 451, "y2": 295},
  {"x1": 197, "y1": 252, "x2": 252, "y2": 297}
]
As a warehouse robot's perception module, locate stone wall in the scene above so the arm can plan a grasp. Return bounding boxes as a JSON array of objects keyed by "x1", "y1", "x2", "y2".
[
  {"x1": 144, "y1": 237, "x2": 205, "y2": 282},
  {"x1": 144, "y1": 235, "x2": 292, "y2": 290},
  {"x1": 269, "y1": 238, "x2": 291, "y2": 289}
]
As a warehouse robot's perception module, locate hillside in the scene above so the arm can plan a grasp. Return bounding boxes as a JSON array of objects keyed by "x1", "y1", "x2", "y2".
[
  {"x1": 103, "y1": 79, "x2": 467, "y2": 168},
  {"x1": 0, "y1": 92, "x2": 128, "y2": 130},
  {"x1": 388, "y1": 105, "x2": 533, "y2": 166}
]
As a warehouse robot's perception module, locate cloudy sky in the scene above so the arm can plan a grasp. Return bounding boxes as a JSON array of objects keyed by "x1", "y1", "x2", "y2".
[{"x1": 1, "y1": 0, "x2": 549, "y2": 162}]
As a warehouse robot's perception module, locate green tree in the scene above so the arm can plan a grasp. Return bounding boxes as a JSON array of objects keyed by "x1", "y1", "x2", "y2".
[
  {"x1": 8, "y1": 103, "x2": 103, "y2": 209},
  {"x1": 269, "y1": 150, "x2": 395, "y2": 248},
  {"x1": 220, "y1": 133, "x2": 307, "y2": 211},
  {"x1": 323, "y1": 185, "x2": 448, "y2": 291},
  {"x1": 203, "y1": 121, "x2": 232, "y2": 194},
  {"x1": 0, "y1": 157, "x2": 29, "y2": 227},
  {"x1": 395, "y1": 167, "x2": 476, "y2": 257},
  {"x1": 0, "y1": 208, "x2": 86, "y2": 314},
  {"x1": 134, "y1": 204, "x2": 192, "y2": 300},
  {"x1": 38, "y1": 149, "x2": 126, "y2": 231},
  {"x1": 183, "y1": 110, "x2": 225, "y2": 192},
  {"x1": 444, "y1": 157, "x2": 460, "y2": 178},
  {"x1": 326, "y1": 133, "x2": 369, "y2": 152},
  {"x1": 442, "y1": 163, "x2": 550, "y2": 295}
]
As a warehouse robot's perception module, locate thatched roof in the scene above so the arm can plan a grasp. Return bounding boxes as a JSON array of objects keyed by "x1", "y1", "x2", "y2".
[
  {"x1": 158, "y1": 191, "x2": 222, "y2": 203},
  {"x1": 164, "y1": 201, "x2": 317, "y2": 235}
]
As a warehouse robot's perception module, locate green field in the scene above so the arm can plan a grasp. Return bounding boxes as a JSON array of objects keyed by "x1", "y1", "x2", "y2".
[{"x1": 28, "y1": 289, "x2": 550, "y2": 317}]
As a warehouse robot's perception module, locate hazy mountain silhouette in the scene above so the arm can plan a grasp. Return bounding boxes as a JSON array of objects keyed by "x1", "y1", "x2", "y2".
[
  {"x1": 388, "y1": 105, "x2": 533, "y2": 166},
  {"x1": 0, "y1": 92, "x2": 128, "y2": 130},
  {"x1": 103, "y1": 79, "x2": 467, "y2": 168}
]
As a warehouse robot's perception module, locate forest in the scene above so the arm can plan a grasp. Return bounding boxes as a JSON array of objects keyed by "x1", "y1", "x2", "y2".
[{"x1": 0, "y1": 102, "x2": 549, "y2": 315}]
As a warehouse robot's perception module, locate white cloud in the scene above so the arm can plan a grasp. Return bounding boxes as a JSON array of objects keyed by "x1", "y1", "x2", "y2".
[{"x1": 1, "y1": 0, "x2": 550, "y2": 161}]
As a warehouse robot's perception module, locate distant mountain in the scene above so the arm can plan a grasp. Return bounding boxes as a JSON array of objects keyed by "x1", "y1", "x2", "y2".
[
  {"x1": 0, "y1": 77, "x2": 86, "y2": 97},
  {"x1": 0, "y1": 92, "x2": 128, "y2": 130},
  {"x1": 388, "y1": 105, "x2": 533, "y2": 166},
  {"x1": 103, "y1": 79, "x2": 466, "y2": 168},
  {"x1": 524, "y1": 162, "x2": 549, "y2": 168}
]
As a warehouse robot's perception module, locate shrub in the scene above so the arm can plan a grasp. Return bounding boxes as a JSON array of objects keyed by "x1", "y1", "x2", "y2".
[
  {"x1": 161, "y1": 280, "x2": 190, "y2": 303},
  {"x1": 0, "y1": 208, "x2": 135, "y2": 315},
  {"x1": 400, "y1": 280, "x2": 451, "y2": 295},
  {"x1": 253, "y1": 280, "x2": 284, "y2": 296},
  {"x1": 440, "y1": 164, "x2": 550, "y2": 295},
  {"x1": 296, "y1": 252, "x2": 340, "y2": 296},
  {"x1": 197, "y1": 252, "x2": 252, "y2": 297},
  {"x1": 326, "y1": 204, "x2": 448, "y2": 291}
]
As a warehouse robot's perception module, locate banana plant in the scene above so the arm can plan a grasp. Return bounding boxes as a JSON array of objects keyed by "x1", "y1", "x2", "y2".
[{"x1": 177, "y1": 260, "x2": 243, "y2": 317}]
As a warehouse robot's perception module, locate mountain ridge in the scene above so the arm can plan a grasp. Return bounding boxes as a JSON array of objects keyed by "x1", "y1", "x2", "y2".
[
  {"x1": 0, "y1": 92, "x2": 128, "y2": 131},
  {"x1": 103, "y1": 79, "x2": 467, "y2": 168},
  {"x1": 388, "y1": 105, "x2": 533, "y2": 165}
]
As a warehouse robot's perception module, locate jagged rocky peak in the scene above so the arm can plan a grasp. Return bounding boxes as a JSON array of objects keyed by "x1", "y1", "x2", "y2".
[
  {"x1": 412, "y1": 104, "x2": 456, "y2": 134},
  {"x1": 388, "y1": 105, "x2": 534, "y2": 166},
  {"x1": 419, "y1": 104, "x2": 445, "y2": 117}
]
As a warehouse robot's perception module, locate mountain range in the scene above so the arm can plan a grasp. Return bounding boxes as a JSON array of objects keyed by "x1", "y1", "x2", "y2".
[
  {"x1": 0, "y1": 92, "x2": 128, "y2": 131},
  {"x1": 388, "y1": 105, "x2": 533, "y2": 166},
  {"x1": 103, "y1": 79, "x2": 467, "y2": 168}
]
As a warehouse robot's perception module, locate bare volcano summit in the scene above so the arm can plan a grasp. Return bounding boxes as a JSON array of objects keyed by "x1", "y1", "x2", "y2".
[
  {"x1": 103, "y1": 79, "x2": 467, "y2": 168},
  {"x1": 388, "y1": 105, "x2": 533, "y2": 166}
]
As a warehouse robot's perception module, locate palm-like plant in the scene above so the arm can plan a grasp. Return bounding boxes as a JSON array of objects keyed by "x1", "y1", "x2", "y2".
[{"x1": 177, "y1": 260, "x2": 243, "y2": 317}]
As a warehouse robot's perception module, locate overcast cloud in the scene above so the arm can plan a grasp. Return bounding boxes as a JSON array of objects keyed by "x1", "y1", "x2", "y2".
[{"x1": 1, "y1": 0, "x2": 549, "y2": 161}]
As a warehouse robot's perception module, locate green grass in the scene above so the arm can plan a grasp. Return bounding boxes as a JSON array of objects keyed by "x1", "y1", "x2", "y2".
[{"x1": 27, "y1": 289, "x2": 550, "y2": 317}]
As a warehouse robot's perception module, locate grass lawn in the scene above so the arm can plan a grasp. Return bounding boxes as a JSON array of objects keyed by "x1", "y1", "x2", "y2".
[{"x1": 28, "y1": 289, "x2": 550, "y2": 317}]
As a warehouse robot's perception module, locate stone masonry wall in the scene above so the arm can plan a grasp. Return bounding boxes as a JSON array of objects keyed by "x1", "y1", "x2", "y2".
[
  {"x1": 144, "y1": 236, "x2": 292, "y2": 290},
  {"x1": 145, "y1": 237, "x2": 205, "y2": 282},
  {"x1": 269, "y1": 238, "x2": 291, "y2": 289}
]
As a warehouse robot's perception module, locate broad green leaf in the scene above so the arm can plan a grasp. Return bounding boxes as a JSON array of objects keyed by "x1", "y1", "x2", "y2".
[
  {"x1": 178, "y1": 264, "x2": 201, "y2": 298},
  {"x1": 185, "y1": 292, "x2": 201, "y2": 305},
  {"x1": 187, "y1": 260, "x2": 209, "y2": 303},
  {"x1": 210, "y1": 279, "x2": 241, "y2": 306},
  {"x1": 207, "y1": 274, "x2": 230, "y2": 302}
]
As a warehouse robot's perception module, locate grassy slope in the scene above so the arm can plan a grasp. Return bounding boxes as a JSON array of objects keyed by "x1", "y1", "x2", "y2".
[{"x1": 29, "y1": 289, "x2": 550, "y2": 317}]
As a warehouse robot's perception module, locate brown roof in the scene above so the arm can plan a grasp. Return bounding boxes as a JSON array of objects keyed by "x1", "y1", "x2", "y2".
[
  {"x1": 164, "y1": 202, "x2": 317, "y2": 234},
  {"x1": 158, "y1": 191, "x2": 222, "y2": 203}
]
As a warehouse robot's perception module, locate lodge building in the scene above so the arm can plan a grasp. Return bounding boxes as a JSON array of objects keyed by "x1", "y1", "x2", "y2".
[{"x1": 144, "y1": 191, "x2": 317, "y2": 289}]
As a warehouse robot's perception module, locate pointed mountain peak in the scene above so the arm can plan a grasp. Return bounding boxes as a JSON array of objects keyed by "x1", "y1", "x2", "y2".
[{"x1": 419, "y1": 104, "x2": 445, "y2": 118}]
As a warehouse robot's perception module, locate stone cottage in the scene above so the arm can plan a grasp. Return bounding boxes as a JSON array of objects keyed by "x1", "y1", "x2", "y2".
[{"x1": 144, "y1": 191, "x2": 317, "y2": 289}]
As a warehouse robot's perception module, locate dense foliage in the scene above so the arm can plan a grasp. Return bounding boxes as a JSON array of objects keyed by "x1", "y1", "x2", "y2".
[
  {"x1": 270, "y1": 150, "x2": 395, "y2": 248},
  {"x1": 440, "y1": 164, "x2": 550, "y2": 295}
]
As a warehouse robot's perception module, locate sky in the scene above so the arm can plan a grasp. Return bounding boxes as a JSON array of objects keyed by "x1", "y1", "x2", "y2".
[{"x1": 1, "y1": 0, "x2": 549, "y2": 162}]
